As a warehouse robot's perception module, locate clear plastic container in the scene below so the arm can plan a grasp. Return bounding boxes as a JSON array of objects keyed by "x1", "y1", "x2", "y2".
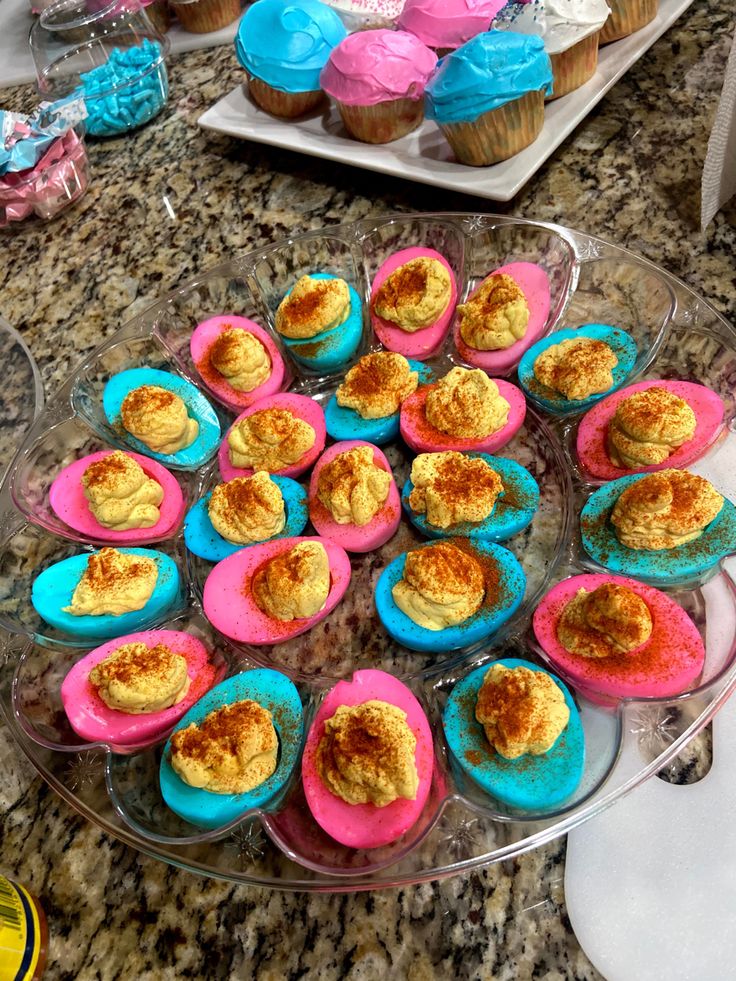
[
  {"x1": 2, "y1": 214, "x2": 736, "y2": 892},
  {"x1": 0, "y1": 125, "x2": 89, "y2": 227},
  {"x1": 31, "y1": 0, "x2": 170, "y2": 137}
]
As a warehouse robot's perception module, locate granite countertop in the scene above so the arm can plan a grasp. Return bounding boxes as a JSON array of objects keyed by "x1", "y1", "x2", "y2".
[{"x1": 1, "y1": 0, "x2": 735, "y2": 976}]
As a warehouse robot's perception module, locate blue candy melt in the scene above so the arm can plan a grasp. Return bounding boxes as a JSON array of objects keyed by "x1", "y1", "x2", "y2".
[
  {"x1": 280, "y1": 274, "x2": 364, "y2": 373},
  {"x1": 160, "y1": 669, "x2": 304, "y2": 829},
  {"x1": 402, "y1": 453, "x2": 539, "y2": 543},
  {"x1": 581, "y1": 473, "x2": 736, "y2": 585},
  {"x1": 31, "y1": 547, "x2": 182, "y2": 641},
  {"x1": 518, "y1": 324, "x2": 638, "y2": 416},
  {"x1": 76, "y1": 40, "x2": 168, "y2": 137},
  {"x1": 443, "y1": 657, "x2": 585, "y2": 811},
  {"x1": 103, "y1": 367, "x2": 221, "y2": 470},
  {"x1": 184, "y1": 476, "x2": 308, "y2": 562},
  {"x1": 325, "y1": 359, "x2": 434, "y2": 444},
  {"x1": 375, "y1": 541, "x2": 526, "y2": 653}
]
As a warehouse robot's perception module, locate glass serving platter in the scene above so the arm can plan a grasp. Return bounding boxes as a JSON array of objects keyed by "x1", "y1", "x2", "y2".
[{"x1": 2, "y1": 213, "x2": 736, "y2": 892}]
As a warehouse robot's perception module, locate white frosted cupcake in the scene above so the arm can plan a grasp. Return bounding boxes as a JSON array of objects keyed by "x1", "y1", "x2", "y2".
[{"x1": 493, "y1": 0, "x2": 611, "y2": 99}]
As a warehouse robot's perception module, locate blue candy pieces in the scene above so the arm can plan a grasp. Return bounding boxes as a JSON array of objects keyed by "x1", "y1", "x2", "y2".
[{"x1": 78, "y1": 40, "x2": 168, "y2": 137}]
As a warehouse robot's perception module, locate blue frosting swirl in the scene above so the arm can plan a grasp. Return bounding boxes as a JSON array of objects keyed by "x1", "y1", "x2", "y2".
[
  {"x1": 426, "y1": 30, "x2": 553, "y2": 124},
  {"x1": 236, "y1": 0, "x2": 347, "y2": 94}
]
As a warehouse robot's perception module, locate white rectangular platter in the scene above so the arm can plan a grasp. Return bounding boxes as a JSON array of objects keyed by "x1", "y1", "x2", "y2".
[
  {"x1": 0, "y1": 0, "x2": 239, "y2": 89},
  {"x1": 198, "y1": 0, "x2": 694, "y2": 202}
]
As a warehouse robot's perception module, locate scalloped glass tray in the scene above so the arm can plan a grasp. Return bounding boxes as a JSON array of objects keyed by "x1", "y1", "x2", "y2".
[{"x1": 2, "y1": 213, "x2": 736, "y2": 892}]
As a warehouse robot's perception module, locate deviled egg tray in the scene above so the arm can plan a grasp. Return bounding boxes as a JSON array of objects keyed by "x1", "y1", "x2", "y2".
[{"x1": 2, "y1": 213, "x2": 736, "y2": 891}]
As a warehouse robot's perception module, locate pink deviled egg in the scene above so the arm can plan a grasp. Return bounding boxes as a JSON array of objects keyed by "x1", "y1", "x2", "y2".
[
  {"x1": 301, "y1": 669, "x2": 434, "y2": 849},
  {"x1": 203, "y1": 535, "x2": 351, "y2": 646},
  {"x1": 190, "y1": 315, "x2": 286, "y2": 412},
  {"x1": 370, "y1": 247, "x2": 458, "y2": 359},
  {"x1": 576, "y1": 379, "x2": 725, "y2": 482},
  {"x1": 400, "y1": 377, "x2": 527, "y2": 454},
  {"x1": 60, "y1": 629, "x2": 224, "y2": 753},
  {"x1": 454, "y1": 262, "x2": 552, "y2": 375},
  {"x1": 49, "y1": 450, "x2": 185, "y2": 545},
  {"x1": 218, "y1": 392, "x2": 326, "y2": 481},
  {"x1": 308, "y1": 440, "x2": 401, "y2": 553},
  {"x1": 533, "y1": 573, "x2": 706, "y2": 704}
]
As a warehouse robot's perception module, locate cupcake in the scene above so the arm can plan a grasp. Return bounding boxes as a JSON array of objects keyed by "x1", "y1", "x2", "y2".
[
  {"x1": 425, "y1": 31, "x2": 553, "y2": 166},
  {"x1": 599, "y1": 0, "x2": 657, "y2": 43},
  {"x1": 493, "y1": 0, "x2": 611, "y2": 98},
  {"x1": 236, "y1": 0, "x2": 347, "y2": 118},
  {"x1": 171, "y1": 0, "x2": 240, "y2": 33},
  {"x1": 144, "y1": 0, "x2": 172, "y2": 32},
  {"x1": 320, "y1": 30, "x2": 438, "y2": 143},
  {"x1": 398, "y1": 0, "x2": 508, "y2": 54}
]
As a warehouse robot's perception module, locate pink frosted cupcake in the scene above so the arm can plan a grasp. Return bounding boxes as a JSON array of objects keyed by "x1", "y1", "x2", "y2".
[
  {"x1": 320, "y1": 30, "x2": 438, "y2": 144},
  {"x1": 398, "y1": 0, "x2": 509, "y2": 54}
]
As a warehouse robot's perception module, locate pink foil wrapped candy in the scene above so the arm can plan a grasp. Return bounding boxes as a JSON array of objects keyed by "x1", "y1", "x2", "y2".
[{"x1": 0, "y1": 130, "x2": 89, "y2": 226}]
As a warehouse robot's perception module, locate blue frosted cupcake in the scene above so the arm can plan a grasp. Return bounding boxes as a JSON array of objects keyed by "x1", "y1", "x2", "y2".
[
  {"x1": 235, "y1": 0, "x2": 347, "y2": 118},
  {"x1": 425, "y1": 30, "x2": 553, "y2": 166}
]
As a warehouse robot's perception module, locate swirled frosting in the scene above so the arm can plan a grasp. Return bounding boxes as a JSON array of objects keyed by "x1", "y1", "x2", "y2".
[
  {"x1": 320, "y1": 29, "x2": 438, "y2": 106},
  {"x1": 425, "y1": 30, "x2": 554, "y2": 124},
  {"x1": 236, "y1": 0, "x2": 347, "y2": 94},
  {"x1": 493, "y1": 0, "x2": 611, "y2": 55},
  {"x1": 398, "y1": 0, "x2": 508, "y2": 50}
]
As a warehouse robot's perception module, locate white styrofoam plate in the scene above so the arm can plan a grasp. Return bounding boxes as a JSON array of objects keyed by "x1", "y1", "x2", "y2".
[
  {"x1": 198, "y1": 0, "x2": 695, "y2": 202},
  {"x1": 0, "y1": 0, "x2": 240, "y2": 89}
]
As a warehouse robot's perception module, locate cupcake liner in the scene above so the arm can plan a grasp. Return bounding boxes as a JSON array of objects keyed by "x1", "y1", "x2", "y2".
[
  {"x1": 437, "y1": 90, "x2": 545, "y2": 167},
  {"x1": 170, "y1": 0, "x2": 240, "y2": 33},
  {"x1": 548, "y1": 32, "x2": 600, "y2": 100},
  {"x1": 599, "y1": 0, "x2": 658, "y2": 43},
  {"x1": 246, "y1": 76, "x2": 324, "y2": 118},
  {"x1": 336, "y1": 97, "x2": 425, "y2": 144},
  {"x1": 145, "y1": 0, "x2": 172, "y2": 34}
]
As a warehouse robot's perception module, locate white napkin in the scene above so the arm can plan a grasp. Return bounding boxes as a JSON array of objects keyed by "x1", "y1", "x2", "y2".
[{"x1": 701, "y1": 22, "x2": 736, "y2": 230}]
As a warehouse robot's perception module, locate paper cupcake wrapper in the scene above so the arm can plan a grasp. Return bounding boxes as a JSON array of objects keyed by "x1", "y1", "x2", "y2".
[
  {"x1": 170, "y1": 0, "x2": 240, "y2": 32},
  {"x1": 600, "y1": 0, "x2": 658, "y2": 43},
  {"x1": 336, "y1": 98, "x2": 425, "y2": 144},
  {"x1": 246, "y1": 76, "x2": 324, "y2": 118},
  {"x1": 548, "y1": 32, "x2": 600, "y2": 100},
  {"x1": 437, "y1": 90, "x2": 545, "y2": 167},
  {"x1": 145, "y1": 0, "x2": 172, "y2": 33}
]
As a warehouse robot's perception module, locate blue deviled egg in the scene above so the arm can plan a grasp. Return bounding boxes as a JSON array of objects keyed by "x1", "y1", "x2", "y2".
[
  {"x1": 402, "y1": 452, "x2": 539, "y2": 543},
  {"x1": 517, "y1": 324, "x2": 638, "y2": 416},
  {"x1": 581, "y1": 469, "x2": 736, "y2": 586},
  {"x1": 275, "y1": 273, "x2": 363, "y2": 372},
  {"x1": 375, "y1": 538, "x2": 526, "y2": 653},
  {"x1": 31, "y1": 547, "x2": 183, "y2": 641},
  {"x1": 325, "y1": 354, "x2": 434, "y2": 445},
  {"x1": 443, "y1": 658, "x2": 585, "y2": 811},
  {"x1": 159, "y1": 669, "x2": 304, "y2": 830},
  {"x1": 103, "y1": 367, "x2": 221, "y2": 470},
  {"x1": 184, "y1": 474, "x2": 308, "y2": 562}
]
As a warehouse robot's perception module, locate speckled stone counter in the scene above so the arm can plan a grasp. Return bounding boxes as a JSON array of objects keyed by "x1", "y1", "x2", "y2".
[{"x1": 1, "y1": 0, "x2": 735, "y2": 976}]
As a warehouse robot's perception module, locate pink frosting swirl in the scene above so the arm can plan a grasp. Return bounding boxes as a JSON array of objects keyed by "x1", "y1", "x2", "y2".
[
  {"x1": 398, "y1": 0, "x2": 508, "y2": 49},
  {"x1": 320, "y1": 29, "x2": 438, "y2": 106}
]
